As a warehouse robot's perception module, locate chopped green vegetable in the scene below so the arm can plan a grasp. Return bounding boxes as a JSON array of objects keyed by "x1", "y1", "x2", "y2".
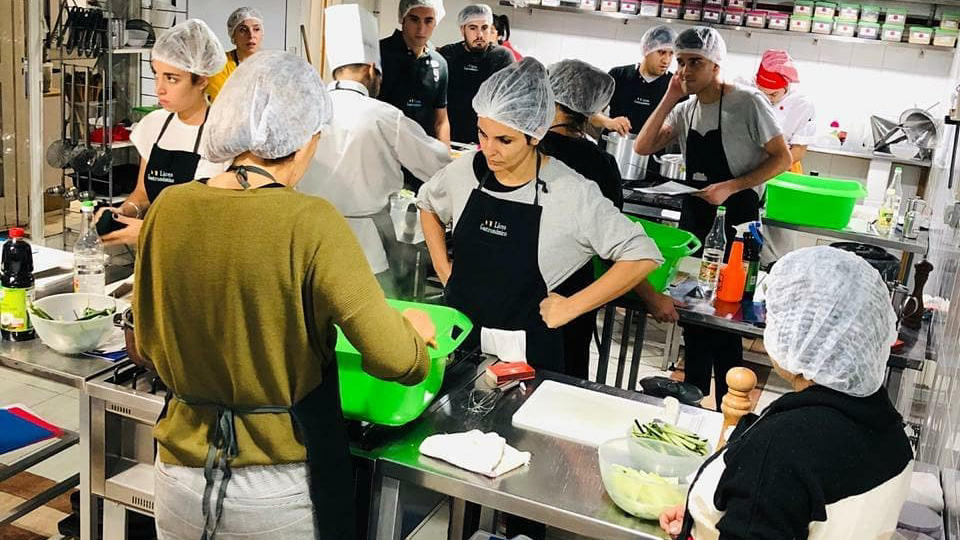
[
  {"x1": 631, "y1": 419, "x2": 710, "y2": 456},
  {"x1": 29, "y1": 302, "x2": 115, "y2": 322},
  {"x1": 27, "y1": 303, "x2": 54, "y2": 320},
  {"x1": 606, "y1": 464, "x2": 685, "y2": 519}
]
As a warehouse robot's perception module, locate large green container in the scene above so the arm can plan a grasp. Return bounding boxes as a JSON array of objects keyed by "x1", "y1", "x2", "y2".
[
  {"x1": 594, "y1": 216, "x2": 702, "y2": 293},
  {"x1": 764, "y1": 172, "x2": 868, "y2": 229},
  {"x1": 336, "y1": 299, "x2": 472, "y2": 426}
]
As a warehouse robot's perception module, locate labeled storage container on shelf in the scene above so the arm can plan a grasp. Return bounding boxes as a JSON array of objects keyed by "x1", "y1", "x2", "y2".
[
  {"x1": 542, "y1": 0, "x2": 561, "y2": 7},
  {"x1": 935, "y1": 27, "x2": 959, "y2": 46},
  {"x1": 600, "y1": 0, "x2": 620, "y2": 11},
  {"x1": 941, "y1": 11, "x2": 960, "y2": 29},
  {"x1": 662, "y1": 2, "x2": 682, "y2": 18},
  {"x1": 833, "y1": 19, "x2": 857, "y2": 36},
  {"x1": 814, "y1": 1, "x2": 837, "y2": 17},
  {"x1": 704, "y1": 0, "x2": 723, "y2": 6},
  {"x1": 727, "y1": 0, "x2": 746, "y2": 8},
  {"x1": 857, "y1": 21, "x2": 880, "y2": 38},
  {"x1": 790, "y1": 14, "x2": 813, "y2": 31},
  {"x1": 684, "y1": 1, "x2": 703, "y2": 20},
  {"x1": 703, "y1": 6, "x2": 722, "y2": 21},
  {"x1": 580, "y1": 0, "x2": 599, "y2": 10},
  {"x1": 860, "y1": 4, "x2": 880, "y2": 21},
  {"x1": 885, "y1": 7, "x2": 907, "y2": 24},
  {"x1": 724, "y1": 7, "x2": 745, "y2": 24},
  {"x1": 812, "y1": 16, "x2": 834, "y2": 33},
  {"x1": 882, "y1": 23, "x2": 904, "y2": 41},
  {"x1": 838, "y1": 2, "x2": 859, "y2": 20},
  {"x1": 746, "y1": 10, "x2": 767, "y2": 27},
  {"x1": 620, "y1": 0, "x2": 639, "y2": 13},
  {"x1": 768, "y1": 11, "x2": 790, "y2": 28},
  {"x1": 640, "y1": 0, "x2": 661, "y2": 16},
  {"x1": 794, "y1": 0, "x2": 814, "y2": 15},
  {"x1": 909, "y1": 26, "x2": 933, "y2": 44}
]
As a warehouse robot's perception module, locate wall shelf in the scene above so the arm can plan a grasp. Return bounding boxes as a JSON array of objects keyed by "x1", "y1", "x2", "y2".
[{"x1": 501, "y1": 2, "x2": 958, "y2": 53}]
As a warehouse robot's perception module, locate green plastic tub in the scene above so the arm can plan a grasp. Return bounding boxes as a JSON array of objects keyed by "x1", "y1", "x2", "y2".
[
  {"x1": 594, "y1": 216, "x2": 702, "y2": 293},
  {"x1": 764, "y1": 172, "x2": 868, "y2": 229},
  {"x1": 336, "y1": 299, "x2": 472, "y2": 426}
]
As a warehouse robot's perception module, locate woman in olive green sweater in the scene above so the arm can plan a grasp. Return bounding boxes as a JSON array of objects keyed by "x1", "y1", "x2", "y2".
[{"x1": 134, "y1": 51, "x2": 436, "y2": 540}]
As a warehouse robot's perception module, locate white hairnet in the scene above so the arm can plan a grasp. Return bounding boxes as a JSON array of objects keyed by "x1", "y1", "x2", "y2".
[
  {"x1": 227, "y1": 7, "x2": 263, "y2": 41},
  {"x1": 473, "y1": 57, "x2": 554, "y2": 140},
  {"x1": 675, "y1": 26, "x2": 726, "y2": 64},
  {"x1": 641, "y1": 25, "x2": 677, "y2": 56},
  {"x1": 201, "y1": 51, "x2": 332, "y2": 163},
  {"x1": 458, "y1": 4, "x2": 493, "y2": 26},
  {"x1": 548, "y1": 59, "x2": 614, "y2": 116},
  {"x1": 399, "y1": 0, "x2": 446, "y2": 23},
  {"x1": 151, "y1": 19, "x2": 226, "y2": 77},
  {"x1": 763, "y1": 246, "x2": 897, "y2": 398}
]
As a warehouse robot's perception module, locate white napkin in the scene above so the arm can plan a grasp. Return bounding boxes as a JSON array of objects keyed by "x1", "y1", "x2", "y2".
[
  {"x1": 480, "y1": 328, "x2": 526, "y2": 363},
  {"x1": 419, "y1": 430, "x2": 531, "y2": 477}
]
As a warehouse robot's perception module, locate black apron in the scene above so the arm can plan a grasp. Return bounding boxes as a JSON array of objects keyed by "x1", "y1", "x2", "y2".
[
  {"x1": 144, "y1": 109, "x2": 209, "y2": 203},
  {"x1": 444, "y1": 152, "x2": 564, "y2": 372},
  {"x1": 679, "y1": 90, "x2": 760, "y2": 253},
  {"x1": 159, "y1": 167, "x2": 355, "y2": 540}
]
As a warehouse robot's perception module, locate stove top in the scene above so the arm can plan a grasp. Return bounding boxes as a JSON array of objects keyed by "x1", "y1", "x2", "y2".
[{"x1": 103, "y1": 362, "x2": 167, "y2": 395}]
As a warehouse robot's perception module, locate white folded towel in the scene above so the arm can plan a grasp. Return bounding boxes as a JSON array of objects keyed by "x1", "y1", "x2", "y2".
[
  {"x1": 480, "y1": 328, "x2": 526, "y2": 363},
  {"x1": 419, "y1": 430, "x2": 531, "y2": 477}
]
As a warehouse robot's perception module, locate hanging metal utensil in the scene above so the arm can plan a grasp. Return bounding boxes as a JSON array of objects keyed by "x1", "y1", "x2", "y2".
[
  {"x1": 70, "y1": 67, "x2": 97, "y2": 173},
  {"x1": 63, "y1": 65, "x2": 85, "y2": 167},
  {"x1": 45, "y1": 64, "x2": 73, "y2": 168}
]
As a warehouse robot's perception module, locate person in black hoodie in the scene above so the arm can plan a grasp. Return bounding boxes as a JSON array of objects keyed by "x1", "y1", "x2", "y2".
[{"x1": 660, "y1": 246, "x2": 914, "y2": 540}]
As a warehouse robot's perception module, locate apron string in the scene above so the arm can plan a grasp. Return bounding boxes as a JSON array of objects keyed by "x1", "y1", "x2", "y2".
[
  {"x1": 193, "y1": 107, "x2": 211, "y2": 155},
  {"x1": 227, "y1": 165, "x2": 277, "y2": 190}
]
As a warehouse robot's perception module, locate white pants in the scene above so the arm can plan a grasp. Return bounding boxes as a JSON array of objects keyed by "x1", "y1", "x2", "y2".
[{"x1": 154, "y1": 457, "x2": 317, "y2": 539}]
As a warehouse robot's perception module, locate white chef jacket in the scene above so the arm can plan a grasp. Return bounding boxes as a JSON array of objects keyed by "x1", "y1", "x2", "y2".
[
  {"x1": 772, "y1": 90, "x2": 817, "y2": 146},
  {"x1": 298, "y1": 80, "x2": 451, "y2": 273}
]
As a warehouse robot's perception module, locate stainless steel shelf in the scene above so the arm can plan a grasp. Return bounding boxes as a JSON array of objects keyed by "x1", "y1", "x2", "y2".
[
  {"x1": 763, "y1": 217, "x2": 929, "y2": 253},
  {"x1": 808, "y1": 145, "x2": 934, "y2": 167},
  {"x1": 112, "y1": 48, "x2": 151, "y2": 55},
  {"x1": 502, "y1": 2, "x2": 958, "y2": 52}
]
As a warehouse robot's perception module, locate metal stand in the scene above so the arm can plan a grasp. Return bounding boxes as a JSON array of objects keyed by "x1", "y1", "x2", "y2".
[{"x1": 945, "y1": 116, "x2": 960, "y2": 191}]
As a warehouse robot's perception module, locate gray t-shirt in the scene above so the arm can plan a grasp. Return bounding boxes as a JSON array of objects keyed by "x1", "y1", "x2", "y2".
[
  {"x1": 665, "y1": 84, "x2": 782, "y2": 189},
  {"x1": 417, "y1": 152, "x2": 664, "y2": 289}
]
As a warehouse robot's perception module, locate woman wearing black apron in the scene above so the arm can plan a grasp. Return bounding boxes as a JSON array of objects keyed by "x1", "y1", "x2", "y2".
[
  {"x1": 99, "y1": 19, "x2": 230, "y2": 246},
  {"x1": 137, "y1": 51, "x2": 437, "y2": 540},
  {"x1": 633, "y1": 27, "x2": 791, "y2": 406}
]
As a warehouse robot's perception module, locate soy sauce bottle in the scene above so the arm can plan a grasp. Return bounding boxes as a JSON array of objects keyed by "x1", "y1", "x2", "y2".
[{"x1": 1, "y1": 228, "x2": 35, "y2": 341}]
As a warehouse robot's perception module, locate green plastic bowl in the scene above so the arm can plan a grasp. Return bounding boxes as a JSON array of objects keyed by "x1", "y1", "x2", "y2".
[
  {"x1": 764, "y1": 172, "x2": 868, "y2": 230},
  {"x1": 336, "y1": 299, "x2": 472, "y2": 426},
  {"x1": 594, "y1": 216, "x2": 702, "y2": 294}
]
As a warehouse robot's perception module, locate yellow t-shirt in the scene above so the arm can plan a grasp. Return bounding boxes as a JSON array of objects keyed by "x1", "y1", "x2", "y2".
[{"x1": 205, "y1": 50, "x2": 239, "y2": 101}]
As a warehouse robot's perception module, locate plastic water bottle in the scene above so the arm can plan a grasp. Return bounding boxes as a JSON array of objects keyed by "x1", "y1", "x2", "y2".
[
  {"x1": 74, "y1": 201, "x2": 106, "y2": 294},
  {"x1": 697, "y1": 206, "x2": 727, "y2": 297}
]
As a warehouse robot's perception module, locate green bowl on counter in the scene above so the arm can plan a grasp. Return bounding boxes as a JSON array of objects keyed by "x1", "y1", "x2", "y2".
[
  {"x1": 335, "y1": 299, "x2": 472, "y2": 426},
  {"x1": 764, "y1": 172, "x2": 868, "y2": 230},
  {"x1": 594, "y1": 216, "x2": 702, "y2": 293}
]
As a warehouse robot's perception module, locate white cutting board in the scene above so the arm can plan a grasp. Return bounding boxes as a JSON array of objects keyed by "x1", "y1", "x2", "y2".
[{"x1": 512, "y1": 380, "x2": 723, "y2": 448}]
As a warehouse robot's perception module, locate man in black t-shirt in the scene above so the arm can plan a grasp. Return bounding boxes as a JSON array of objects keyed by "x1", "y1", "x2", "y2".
[
  {"x1": 379, "y1": 0, "x2": 450, "y2": 144},
  {"x1": 438, "y1": 4, "x2": 515, "y2": 144},
  {"x1": 591, "y1": 25, "x2": 678, "y2": 137}
]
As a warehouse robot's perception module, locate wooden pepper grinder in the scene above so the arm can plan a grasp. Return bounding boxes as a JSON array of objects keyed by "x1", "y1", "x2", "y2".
[
  {"x1": 717, "y1": 367, "x2": 757, "y2": 449},
  {"x1": 902, "y1": 259, "x2": 933, "y2": 330}
]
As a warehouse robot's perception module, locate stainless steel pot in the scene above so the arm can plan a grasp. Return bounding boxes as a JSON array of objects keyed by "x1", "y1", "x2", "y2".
[
  {"x1": 603, "y1": 132, "x2": 648, "y2": 181},
  {"x1": 654, "y1": 153, "x2": 685, "y2": 181}
]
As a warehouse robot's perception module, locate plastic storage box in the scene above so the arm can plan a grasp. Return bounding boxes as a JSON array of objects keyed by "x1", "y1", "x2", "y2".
[
  {"x1": 662, "y1": 2, "x2": 682, "y2": 17},
  {"x1": 601, "y1": 0, "x2": 620, "y2": 11},
  {"x1": 885, "y1": 7, "x2": 907, "y2": 24},
  {"x1": 909, "y1": 26, "x2": 933, "y2": 44},
  {"x1": 705, "y1": 0, "x2": 723, "y2": 6},
  {"x1": 941, "y1": 10, "x2": 960, "y2": 29},
  {"x1": 703, "y1": 6, "x2": 722, "y2": 21},
  {"x1": 727, "y1": 0, "x2": 746, "y2": 8},
  {"x1": 724, "y1": 7, "x2": 745, "y2": 24},
  {"x1": 593, "y1": 216, "x2": 701, "y2": 293},
  {"x1": 640, "y1": 0, "x2": 661, "y2": 15},
  {"x1": 337, "y1": 299, "x2": 473, "y2": 425},
  {"x1": 814, "y1": 1, "x2": 837, "y2": 17},
  {"x1": 812, "y1": 16, "x2": 834, "y2": 33},
  {"x1": 620, "y1": 0, "x2": 639, "y2": 13},
  {"x1": 764, "y1": 172, "x2": 868, "y2": 229},
  {"x1": 684, "y1": 1, "x2": 703, "y2": 20},
  {"x1": 746, "y1": 10, "x2": 767, "y2": 27},
  {"x1": 580, "y1": 0, "x2": 599, "y2": 9},
  {"x1": 838, "y1": 2, "x2": 859, "y2": 20},
  {"x1": 882, "y1": 23, "x2": 904, "y2": 41},
  {"x1": 794, "y1": 0, "x2": 814, "y2": 15},
  {"x1": 768, "y1": 11, "x2": 790, "y2": 28},
  {"x1": 833, "y1": 19, "x2": 857, "y2": 36},
  {"x1": 791, "y1": 14, "x2": 813, "y2": 31},
  {"x1": 860, "y1": 4, "x2": 880, "y2": 21},
  {"x1": 858, "y1": 21, "x2": 880, "y2": 38},
  {"x1": 935, "y1": 27, "x2": 959, "y2": 46}
]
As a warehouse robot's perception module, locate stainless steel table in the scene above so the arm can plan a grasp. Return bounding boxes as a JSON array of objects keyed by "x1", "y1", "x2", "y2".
[{"x1": 367, "y1": 366, "x2": 720, "y2": 540}]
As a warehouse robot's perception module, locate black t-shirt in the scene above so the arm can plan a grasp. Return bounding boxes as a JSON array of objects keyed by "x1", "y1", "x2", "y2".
[
  {"x1": 608, "y1": 65, "x2": 673, "y2": 134},
  {"x1": 540, "y1": 131, "x2": 623, "y2": 210},
  {"x1": 378, "y1": 30, "x2": 449, "y2": 137},
  {"x1": 438, "y1": 42, "x2": 515, "y2": 144}
]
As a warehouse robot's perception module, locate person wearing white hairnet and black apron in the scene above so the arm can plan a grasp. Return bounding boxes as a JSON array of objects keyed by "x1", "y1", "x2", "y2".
[
  {"x1": 98, "y1": 19, "x2": 229, "y2": 246},
  {"x1": 136, "y1": 51, "x2": 437, "y2": 540},
  {"x1": 634, "y1": 27, "x2": 791, "y2": 406},
  {"x1": 298, "y1": 4, "x2": 450, "y2": 297},
  {"x1": 659, "y1": 247, "x2": 913, "y2": 540}
]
